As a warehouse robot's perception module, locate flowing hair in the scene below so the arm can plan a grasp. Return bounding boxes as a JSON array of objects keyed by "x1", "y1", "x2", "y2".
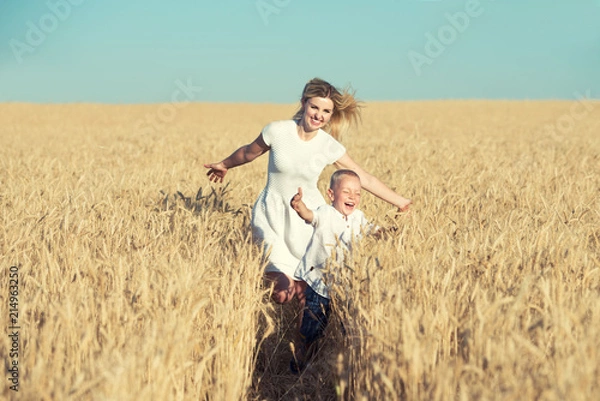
[{"x1": 292, "y1": 78, "x2": 363, "y2": 140}]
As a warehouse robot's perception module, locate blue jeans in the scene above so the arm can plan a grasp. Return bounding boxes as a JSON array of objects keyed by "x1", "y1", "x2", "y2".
[{"x1": 300, "y1": 285, "x2": 331, "y2": 347}]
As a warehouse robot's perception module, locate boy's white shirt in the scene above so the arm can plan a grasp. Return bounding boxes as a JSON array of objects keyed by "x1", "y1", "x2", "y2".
[{"x1": 294, "y1": 204, "x2": 373, "y2": 298}]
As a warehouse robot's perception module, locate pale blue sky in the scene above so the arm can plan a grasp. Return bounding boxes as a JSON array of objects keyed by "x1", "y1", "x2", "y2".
[{"x1": 0, "y1": 0, "x2": 598, "y2": 103}]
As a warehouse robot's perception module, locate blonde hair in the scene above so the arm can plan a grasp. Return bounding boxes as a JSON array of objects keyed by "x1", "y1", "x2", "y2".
[
  {"x1": 329, "y1": 169, "x2": 360, "y2": 190},
  {"x1": 292, "y1": 78, "x2": 363, "y2": 140}
]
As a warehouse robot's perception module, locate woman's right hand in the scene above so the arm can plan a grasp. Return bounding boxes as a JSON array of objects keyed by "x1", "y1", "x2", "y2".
[{"x1": 204, "y1": 162, "x2": 228, "y2": 183}]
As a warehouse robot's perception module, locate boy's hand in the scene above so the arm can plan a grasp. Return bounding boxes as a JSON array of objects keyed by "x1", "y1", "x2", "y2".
[
  {"x1": 290, "y1": 187, "x2": 314, "y2": 223},
  {"x1": 372, "y1": 226, "x2": 398, "y2": 240},
  {"x1": 290, "y1": 187, "x2": 303, "y2": 212}
]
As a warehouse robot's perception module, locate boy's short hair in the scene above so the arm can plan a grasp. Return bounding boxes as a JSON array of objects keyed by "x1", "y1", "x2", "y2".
[{"x1": 329, "y1": 169, "x2": 360, "y2": 190}]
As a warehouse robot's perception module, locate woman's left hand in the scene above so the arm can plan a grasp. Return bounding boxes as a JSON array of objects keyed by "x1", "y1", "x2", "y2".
[{"x1": 397, "y1": 198, "x2": 412, "y2": 212}]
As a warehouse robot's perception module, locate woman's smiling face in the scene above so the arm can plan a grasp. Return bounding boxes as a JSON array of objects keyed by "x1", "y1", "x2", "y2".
[{"x1": 301, "y1": 97, "x2": 334, "y2": 132}]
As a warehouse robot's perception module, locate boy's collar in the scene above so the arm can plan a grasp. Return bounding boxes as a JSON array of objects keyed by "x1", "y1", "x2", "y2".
[{"x1": 330, "y1": 204, "x2": 354, "y2": 220}]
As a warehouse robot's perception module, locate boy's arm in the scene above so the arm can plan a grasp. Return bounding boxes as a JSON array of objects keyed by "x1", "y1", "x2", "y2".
[
  {"x1": 290, "y1": 187, "x2": 314, "y2": 224},
  {"x1": 360, "y1": 212, "x2": 395, "y2": 239}
]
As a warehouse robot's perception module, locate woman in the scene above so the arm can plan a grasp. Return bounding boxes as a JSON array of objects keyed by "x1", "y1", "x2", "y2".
[{"x1": 204, "y1": 78, "x2": 411, "y2": 304}]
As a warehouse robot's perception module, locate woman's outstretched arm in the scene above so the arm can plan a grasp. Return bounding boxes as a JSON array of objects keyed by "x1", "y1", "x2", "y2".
[
  {"x1": 334, "y1": 152, "x2": 412, "y2": 211},
  {"x1": 204, "y1": 134, "x2": 270, "y2": 183}
]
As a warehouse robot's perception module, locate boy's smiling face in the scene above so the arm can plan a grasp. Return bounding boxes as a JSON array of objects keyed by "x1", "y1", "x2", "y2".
[{"x1": 327, "y1": 175, "x2": 362, "y2": 217}]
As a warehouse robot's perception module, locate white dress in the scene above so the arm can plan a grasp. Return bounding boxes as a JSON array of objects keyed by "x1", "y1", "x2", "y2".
[{"x1": 251, "y1": 120, "x2": 346, "y2": 277}]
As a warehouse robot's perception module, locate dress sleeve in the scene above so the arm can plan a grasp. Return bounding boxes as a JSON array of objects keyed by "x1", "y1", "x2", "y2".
[
  {"x1": 260, "y1": 122, "x2": 274, "y2": 147},
  {"x1": 324, "y1": 134, "x2": 346, "y2": 164}
]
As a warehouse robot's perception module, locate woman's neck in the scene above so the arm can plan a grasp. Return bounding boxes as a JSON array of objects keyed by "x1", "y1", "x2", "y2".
[{"x1": 296, "y1": 120, "x2": 318, "y2": 141}]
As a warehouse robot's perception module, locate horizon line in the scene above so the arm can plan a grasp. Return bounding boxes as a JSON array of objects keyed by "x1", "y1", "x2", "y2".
[{"x1": 1, "y1": 97, "x2": 599, "y2": 106}]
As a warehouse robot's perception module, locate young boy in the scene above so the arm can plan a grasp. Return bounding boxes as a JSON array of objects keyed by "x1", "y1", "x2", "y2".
[{"x1": 289, "y1": 169, "x2": 375, "y2": 372}]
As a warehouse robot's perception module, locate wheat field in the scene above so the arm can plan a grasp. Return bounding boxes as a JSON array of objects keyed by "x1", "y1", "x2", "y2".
[{"x1": 1, "y1": 100, "x2": 599, "y2": 400}]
